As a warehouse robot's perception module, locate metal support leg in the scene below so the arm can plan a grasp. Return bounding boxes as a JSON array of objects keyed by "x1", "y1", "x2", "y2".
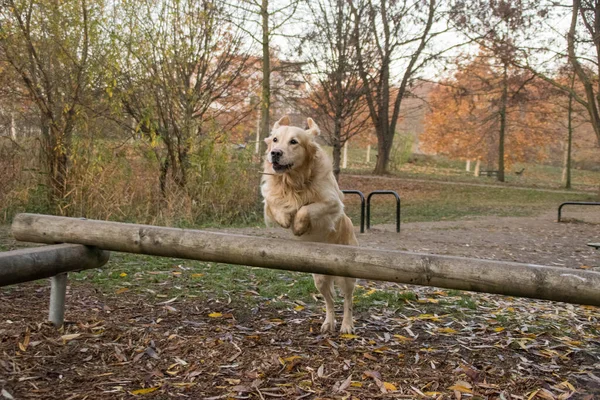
[{"x1": 49, "y1": 273, "x2": 68, "y2": 327}]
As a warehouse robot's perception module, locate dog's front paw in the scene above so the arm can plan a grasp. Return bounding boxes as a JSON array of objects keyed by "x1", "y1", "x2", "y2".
[
  {"x1": 292, "y1": 207, "x2": 310, "y2": 236},
  {"x1": 274, "y1": 211, "x2": 293, "y2": 229}
]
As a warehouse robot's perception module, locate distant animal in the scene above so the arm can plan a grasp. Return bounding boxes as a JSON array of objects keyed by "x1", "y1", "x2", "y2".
[
  {"x1": 515, "y1": 168, "x2": 525, "y2": 176},
  {"x1": 261, "y1": 115, "x2": 358, "y2": 334}
]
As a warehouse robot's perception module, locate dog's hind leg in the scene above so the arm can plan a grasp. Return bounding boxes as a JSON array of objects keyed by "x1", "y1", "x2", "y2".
[
  {"x1": 313, "y1": 274, "x2": 336, "y2": 333},
  {"x1": 336, "y1": 276, "x2": 356, "y2": 334}
]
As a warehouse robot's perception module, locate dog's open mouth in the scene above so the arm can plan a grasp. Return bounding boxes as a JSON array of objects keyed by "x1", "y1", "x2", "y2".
[{"x1": 272, "y1": 162, "x2": 293, "y2": 173}]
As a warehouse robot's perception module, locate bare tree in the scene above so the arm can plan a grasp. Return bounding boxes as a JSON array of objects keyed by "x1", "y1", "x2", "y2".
[
  {"x1": 347, "y1": 0, "x2": 447, "y2": 175},
  {"x1": 296, "y1": 0, "x2": 369, "y2": 180},
  {"x1": 117, "y1": 0, "x2": 252, "y2": 194},
  {"x1": 515, "y1": 0, "x2": 600, "y2": 146},
  {"x1": 568, "y1": 0, "x2": 600, "y2": 144},
  {"x1": 228, "y1": 0, "x2": 301, "y2": 157},
  {"x1": 0, "y1": 0, "x2": 106, "y2": 202}
]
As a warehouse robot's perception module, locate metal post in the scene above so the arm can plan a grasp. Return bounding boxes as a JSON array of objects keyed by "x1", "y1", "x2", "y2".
[
  {"x1": 341, "y1": 190, "x2": 365, "y2": 233},
  {"x1": 49, "y1": 273, "x2": 68, "y2": 327},
  {"x1": 557, "y1": 201, "x2": 600, "y2": 222},
  {"x1": 366, "y1": 191, "x2": 401, "y2": 232}
]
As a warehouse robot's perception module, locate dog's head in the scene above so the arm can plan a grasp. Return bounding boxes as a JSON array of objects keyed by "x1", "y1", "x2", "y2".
[{"x1": 264, "y1": 116, "x2": 320, "y2": 174}]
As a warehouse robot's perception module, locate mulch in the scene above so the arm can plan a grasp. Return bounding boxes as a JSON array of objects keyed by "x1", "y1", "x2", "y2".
[{"x1": 1, "y1": 279, "x2": 599, "y2": 399}]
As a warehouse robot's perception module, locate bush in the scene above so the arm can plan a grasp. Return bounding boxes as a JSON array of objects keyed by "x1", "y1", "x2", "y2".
[{"x1": 1, "y1": 136, "x2": 261, "y2": 227}]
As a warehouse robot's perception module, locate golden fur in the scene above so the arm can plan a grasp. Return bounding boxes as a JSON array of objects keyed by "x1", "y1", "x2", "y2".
[{"x1": 261, "y1": 116, "x2": 358, "y2": 334}]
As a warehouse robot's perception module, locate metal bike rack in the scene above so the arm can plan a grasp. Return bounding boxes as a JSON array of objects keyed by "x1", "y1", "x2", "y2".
[
  {"x1": 366, "y1": 190, "x2": 401, "y2": 232},
  {"x1": 557, "y1": 202, "x2": 600, "y2": 222},
  {"x1": 341, "y1": 190, "x2": 365, "y2": 233}
]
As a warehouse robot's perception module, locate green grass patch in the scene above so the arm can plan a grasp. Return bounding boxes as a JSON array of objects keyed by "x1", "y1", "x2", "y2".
[{"x1": 342, "y1": 182, "x2": 597, "y2": 226}]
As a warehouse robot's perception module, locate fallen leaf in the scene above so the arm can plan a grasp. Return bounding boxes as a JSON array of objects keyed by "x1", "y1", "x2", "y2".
[
  {"x1": 449, "y1": 381, "x2": 472, "y2": 394},
  {"x1": 556, "y1": 381, "x2": 575, "y2": 391},
  {"x1": 363, "y1": 370, "x2": 383, "y2": 381},
  {"x1": 191, "y1": 273, "x2": 204, "y2": 278},
  {"x1": 131, "y1": 386, "x2": 159, "y2": 395},
  {"x1": 383, "y1": 382, "x2": 397, "y2": 391},
  {"x1": 536, "y1": 388, "x2": 557, "y2": 400},
  {"x1": 437, "y1": 327, "x2": 458, "y2": 334},
  {"x1": 317, "y1": 364, "x2": 324, "y2": 378},
  {"x1": 115, "y1": 288, "x2": 129, "y2": 294},
  {"x1": 340, "y1": 333, "x2": 360, "y2": 339},
  {"x1": 1, "y1": 389, "x2": 15, "y2": 400},
  {"x1": 334, "y1": 374, "x2": 352, "y2": 393},
  {"x1": 157, "y1": 297, "x2": 178, "y2": 305},
  {"x1": 61, "y1": 333, "x2": 82, "y2": 342},
  {"x1": 208, "y1": 312, "x2": 223, "y2": 318},
  {"x1": 120, "y1": 272, "x2": 127, "y2": 277}
]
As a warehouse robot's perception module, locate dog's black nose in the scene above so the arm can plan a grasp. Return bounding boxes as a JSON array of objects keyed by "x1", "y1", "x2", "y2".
[{"x1": 270, "y1": 149, "x2": 282, "y2": 161}]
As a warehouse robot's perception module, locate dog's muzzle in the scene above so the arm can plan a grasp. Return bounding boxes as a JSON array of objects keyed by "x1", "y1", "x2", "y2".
[{"x1": 269, "y1": 149, "x2": 292, "y2": 172}]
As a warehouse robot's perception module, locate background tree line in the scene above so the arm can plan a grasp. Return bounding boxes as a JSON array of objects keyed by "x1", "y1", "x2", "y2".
[{"x1": 0, "y1": 0, "x2": 598, "y2": 223}]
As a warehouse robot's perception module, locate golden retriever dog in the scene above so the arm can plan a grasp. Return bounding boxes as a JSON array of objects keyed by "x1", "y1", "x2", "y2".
[{"x1": 261, "y1": 115, "x2": 358, "y2": 334}]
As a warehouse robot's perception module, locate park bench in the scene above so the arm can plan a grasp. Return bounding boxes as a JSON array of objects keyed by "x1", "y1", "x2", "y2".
[{"x1": 479, "y1": 170, "x2": 499, "y2": 177}]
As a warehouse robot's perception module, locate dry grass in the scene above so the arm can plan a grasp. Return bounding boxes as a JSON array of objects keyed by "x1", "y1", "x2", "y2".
[{"x1": 0, "y1": 139, "x2": 261, "y2": 227}]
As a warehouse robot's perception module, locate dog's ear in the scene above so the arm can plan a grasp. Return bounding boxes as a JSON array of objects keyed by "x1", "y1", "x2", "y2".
[
  {"x1": 305, "y1": 118, "x2": 320, "y2": 138},
  {"x1": 273, "y1": 115, "x2": 290, "y2": 130}
]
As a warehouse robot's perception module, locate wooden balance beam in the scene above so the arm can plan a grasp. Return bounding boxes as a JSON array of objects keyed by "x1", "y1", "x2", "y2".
[
  {"x1": 0, "y1": 243, "x2": 110, "y2": 325},
  {"x1": 9, "y1": 213, "x2": 600, "y2": 308}
]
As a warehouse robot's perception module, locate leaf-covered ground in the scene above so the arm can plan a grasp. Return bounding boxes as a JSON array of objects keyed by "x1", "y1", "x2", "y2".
[
  {"x1": 1, "y1": 281, "x2": 599, "y2": 399},
  {"x1": 1, "y1": 209, "x2": 599, "y2": 399}
]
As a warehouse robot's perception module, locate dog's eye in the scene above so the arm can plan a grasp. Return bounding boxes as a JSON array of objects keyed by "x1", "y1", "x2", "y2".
[
  {"x1": 290, "y1": 139, "x2": 298, "y2": 145},
  {"x1": 272, "y1": 137, "x2": 278, "y2": 143}
]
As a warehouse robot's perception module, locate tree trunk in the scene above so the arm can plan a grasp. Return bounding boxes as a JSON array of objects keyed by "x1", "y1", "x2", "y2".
[
  {"x1": 332, "y1": 114, "x2": 343, "y2": 181},
  {"x1": 259, "y1": 0, "x2": 271, "y2": 157},
  {"x1": 374, "y1": 132, "x2": 392, "y2": 175},
  {"x1": 497, "y1": 62, "x2": 508, "y2": 183},
  {"x1": 373, "y1": 121, "x2": 394, "y2": 175},
  {"x1": 565, "y1": 85, "x2": 574, "y2": 190},
  {"x1": 332, "y1": 139, "x2": 341, "y2": 182},
  {"x1": 41, "y1": 117, "x2": 69, "y2": 204},
  {"x1": 159, "y1": 156, "x2": 170, "y2": 198}
]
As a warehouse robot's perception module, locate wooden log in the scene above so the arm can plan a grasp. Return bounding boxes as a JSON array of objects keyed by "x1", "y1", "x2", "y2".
[
  {"x1": 0, "y1": 243, "x2": 110, "y2": 287},
  {"x1": 11, "y1": 213, "x2": 600, "y2": 306}
]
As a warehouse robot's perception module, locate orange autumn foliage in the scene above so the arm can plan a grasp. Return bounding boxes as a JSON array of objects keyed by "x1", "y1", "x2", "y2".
[{"x1": 421, "y1": 56, "x2": 562, "y2": 167}]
